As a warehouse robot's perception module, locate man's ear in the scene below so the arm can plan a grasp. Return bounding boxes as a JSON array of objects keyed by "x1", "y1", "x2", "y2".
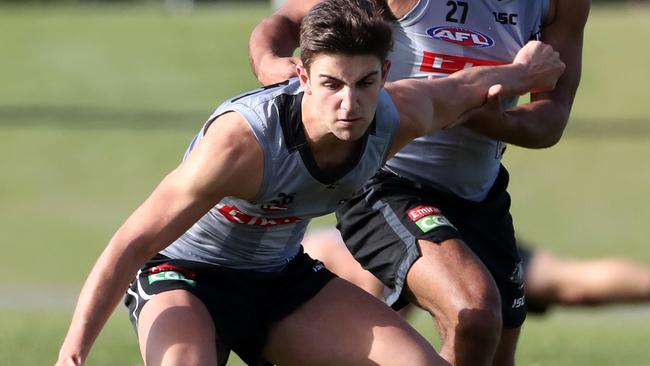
[
  {"x1": 296, "y1": 63, "x2": 312, "y2": 94},
  {"x1": 381, "y1": 60, "x2": 391, "y2": 85}
]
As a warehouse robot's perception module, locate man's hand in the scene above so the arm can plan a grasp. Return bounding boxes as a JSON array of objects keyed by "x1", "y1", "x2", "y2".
[
  {"x1": 254, "y1": 55, "x2": 300, "y2": 85},
  {"x1": 447, "y1": 84, "x2": 504, "y2": 130},
  {"x1": 513, "y1": 41, "x2": 566, "y2": 93}
]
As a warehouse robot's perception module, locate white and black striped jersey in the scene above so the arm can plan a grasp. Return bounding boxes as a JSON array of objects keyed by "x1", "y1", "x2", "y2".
[
  {"x1": 385, "y1": 0, "x2": 549, "y2": 201},
  {"x1": 161, "y1": 78, "x2": 400, "y2": 271}
]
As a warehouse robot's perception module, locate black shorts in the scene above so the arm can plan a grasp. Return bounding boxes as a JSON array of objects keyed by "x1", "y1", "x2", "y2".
[
  {"x1": 336, "y1": 166, "x2": 526, "y2": 328},
  {"x1": 124, "y1": 248, "x2": 335, "y2": 366},
  {"x1": 518, "y1": 245, "x2": 549, "y2": 315}
]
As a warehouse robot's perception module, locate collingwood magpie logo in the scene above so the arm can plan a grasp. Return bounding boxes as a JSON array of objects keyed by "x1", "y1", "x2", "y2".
[{"x1": 510, "y1": 261, "x2": 524, "y2": 289}]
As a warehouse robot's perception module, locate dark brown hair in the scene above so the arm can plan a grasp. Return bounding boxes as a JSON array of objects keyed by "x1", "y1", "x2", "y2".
[{"x1": 299, "y1": 0, "x2": 393, "y2": 71}]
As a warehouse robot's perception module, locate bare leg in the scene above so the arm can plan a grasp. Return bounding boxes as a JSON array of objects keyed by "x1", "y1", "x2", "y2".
[
  {"x1": 526, "y1": 248, "x2": 650, "y2": 307},
  {"x1": 492, "y1": 327, "x2": 520, "y2": 366},
  {"x1": 136, "y1": 290, "x2": 223, "y2": 366},
  {"x1": 263, "y1": 278, "x2": 450, "y2": 366},
  {"x1": 302, "y1": 229, "x2": 385, "y2": 296},
  {"x1": 405, "y1": 238, "x2": 503, "y2": 366},
  {"x1": 304, "y1": 230, "x2": 513, "y2": 366}
]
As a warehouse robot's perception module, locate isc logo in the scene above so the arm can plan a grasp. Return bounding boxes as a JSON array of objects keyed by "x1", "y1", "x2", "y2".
[{"x1": 427, "y1": 26, "x2": 495, "y2": 48}]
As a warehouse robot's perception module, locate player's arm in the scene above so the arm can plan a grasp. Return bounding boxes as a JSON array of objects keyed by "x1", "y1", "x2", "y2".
[
  {"x1": 461, "y1": 0, "x2": 591, "y2": 148},
  {"x1": 55, "y1": 113, "x2": 263, "y2": 366},
  {"x1": 386, "y1": 41, "x2": 565, "y2": 156},
  {"x1": 248, "y1": 0, "x2": 321, "y2": 85}
]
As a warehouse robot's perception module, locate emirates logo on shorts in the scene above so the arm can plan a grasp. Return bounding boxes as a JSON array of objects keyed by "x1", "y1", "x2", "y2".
[
  {"x1": 407, "y1": 205, "x2": 455, "y2": 233},
  {"x1": 407, "y1": 205, "x2": 442, "y2": 222}
]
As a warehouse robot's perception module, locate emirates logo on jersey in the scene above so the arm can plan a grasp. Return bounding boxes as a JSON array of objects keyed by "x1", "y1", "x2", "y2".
[
  {"x1": 420, "y1": 51, "x2": 506, "y2": 75},
  {"x1": 218, "y1": 204, "x2": 302, "y2": 226},
  {"x1": 427, "y1": 26, "x2": 495, "y2": 48}
]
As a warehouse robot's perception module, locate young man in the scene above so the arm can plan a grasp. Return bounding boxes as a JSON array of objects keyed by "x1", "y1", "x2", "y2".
[
  {"x1": 55, "y1": 0, "x2": 563, "y2": 365},
  {"x1": 249, "y1": 1, "x2": 589, "y2": 365}
]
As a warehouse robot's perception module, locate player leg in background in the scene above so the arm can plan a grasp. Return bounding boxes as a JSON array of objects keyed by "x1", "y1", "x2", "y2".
[
  {"x1": 302, "y1": 228, "x2": 385, "y2": 296},
  {"x1": 521, "y1": 242, "x2": 650, "y2": 311},
  {"x1": 303, "y1": 228, "x2": 504, "y2": 366}
]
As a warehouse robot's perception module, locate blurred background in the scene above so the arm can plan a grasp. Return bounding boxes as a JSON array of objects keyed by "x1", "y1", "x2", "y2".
[{"x1": 0, "y1": 0, "x2": 649, "y2": 365}]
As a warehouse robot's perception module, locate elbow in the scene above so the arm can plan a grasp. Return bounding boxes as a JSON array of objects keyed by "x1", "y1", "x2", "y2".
[
  {"x1": 536, "y1": 128, "x2": 564, "y2": 148},
  {"x1": 526, "y1": 109, "x2": 570, "y2": 149}
]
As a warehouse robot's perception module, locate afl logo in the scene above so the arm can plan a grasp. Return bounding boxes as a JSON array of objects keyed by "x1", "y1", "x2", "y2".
[{"x1": 427, "y1": 26, "x2": 495, "y2": 48}]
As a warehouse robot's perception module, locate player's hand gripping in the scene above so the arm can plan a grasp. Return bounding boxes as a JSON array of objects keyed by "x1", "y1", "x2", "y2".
[
  {"x1": 256, "y1": 54, "x2": 301, "y2": 85},
  {"x1": 513, "y1": 40, "x2": 565, "y2": 93}
]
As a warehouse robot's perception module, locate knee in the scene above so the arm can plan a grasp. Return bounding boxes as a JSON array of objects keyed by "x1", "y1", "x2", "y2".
[
  {"x1": 454, "y1": 305, "x2": 503, "y2": 344},
  {"x1": 448, "y1": 280, "x2": 503, "y2": 339}
]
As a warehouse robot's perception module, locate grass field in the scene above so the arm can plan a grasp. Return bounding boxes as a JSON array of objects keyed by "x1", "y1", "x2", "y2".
[{"x1": 1, "y1": 2, "x2": 649, "y2": 365}]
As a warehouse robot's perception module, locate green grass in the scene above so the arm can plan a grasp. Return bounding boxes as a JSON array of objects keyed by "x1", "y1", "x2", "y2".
[{"x1": 1, "y1": 2, "x2": 650, "y2": 365}]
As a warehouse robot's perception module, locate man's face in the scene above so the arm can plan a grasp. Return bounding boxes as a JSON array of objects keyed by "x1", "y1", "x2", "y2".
[{"x1": 298, "y1": 53, "x2": 389, "y2": 142}]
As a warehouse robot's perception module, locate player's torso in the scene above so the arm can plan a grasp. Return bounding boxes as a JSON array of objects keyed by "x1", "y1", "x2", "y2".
[
  {"x1": 162, "y1": 79, "x2": 400, "y2": 271},
  {"x1": 388, "y1": 0, "x2": 545, "y2": 80},
  {"x1": 385, "y1": 0, "x2": 548, "y2": 201}
]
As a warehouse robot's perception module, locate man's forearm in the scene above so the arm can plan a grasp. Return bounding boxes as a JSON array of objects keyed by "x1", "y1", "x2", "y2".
[
  {"x1": 248, "y1": 14, "x2": 300, "y2": 77},
  {"x1": 449, "y1": 63, "x2": 536, "y2": 99}
]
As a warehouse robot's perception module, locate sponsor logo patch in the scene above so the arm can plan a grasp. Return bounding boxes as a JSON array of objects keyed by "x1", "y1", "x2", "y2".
[
  {"x1": 407, "y1": 205, "x2": 455, "y2": 233},
  {"x1": 407, "y1": 205, "x2": 442, "y2": 221},
  {"x1": 218, "y1": 204, "x2": 302, "y2": 226},
  {"x1": 427, "y1": 26, "x2": 495, "y2": 48},
  {"x1": 148, "y1": 270, "x2": 196, "y2": 287},
  {"x1": 420, "y1": 51, "x2": 506, "y2": 75}
]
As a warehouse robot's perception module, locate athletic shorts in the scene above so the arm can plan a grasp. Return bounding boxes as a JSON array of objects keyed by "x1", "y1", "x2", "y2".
[
  {"x1": 124, "y1": 247, "x2": 335, "y2": 366},
  {"x1": 336, "y1": 166, "x2": 526, "y2": 328},
  {"x1": 518, "y1": 245, "x2": 549, "y2": 315}
]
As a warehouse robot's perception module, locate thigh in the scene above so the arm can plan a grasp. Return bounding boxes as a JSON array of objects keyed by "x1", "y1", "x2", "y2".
[
  {"x1": 137, "y1": 289, "x2": 223, "y2": 366},
  {"x1": 336, "y1": 171, "x2": 461, "y2": 306},
  {"x1": 302, "y1": 228, "x2": 385, "y2": 297},
  {"x1": 446, "y1": 187, "x2": 526, "y2": 328},
  {"x1": 405, "y1": 237, "x2": 501, "y2": 322},
  {"x1": 263, "y1": 278, "x2": 447, "y2": 366}
]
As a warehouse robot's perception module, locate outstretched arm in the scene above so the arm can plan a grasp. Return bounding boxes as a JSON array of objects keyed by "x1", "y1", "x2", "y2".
[
  {"x1": 248, "y1": 0, "x2": 321, "y2": 85},
  {"x1": 458, "y1": 0, "x2": 591, "y2": 148},
  {"x1": 386, "y1": 41, "x2": 565, "y2": 156},
  {"x1": 55, "y1": 113, "x2": 263, "y2": 365}
]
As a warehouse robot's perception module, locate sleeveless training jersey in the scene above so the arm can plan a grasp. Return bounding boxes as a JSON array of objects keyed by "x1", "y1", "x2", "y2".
[
  {"x1": 385, "y1": 0, "x2": 548, "y2": 201},
  {"x1": 161, "y1": 78, "x2": 400, "y2": 271}
]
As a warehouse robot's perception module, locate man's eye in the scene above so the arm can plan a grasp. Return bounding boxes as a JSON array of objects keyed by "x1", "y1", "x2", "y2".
[
  {"x1": 324, "y1": 82, "x2": 340, "y2": 90},
  {"x1": 358, "y1": 80, "x2": 374, "y2": 88}
]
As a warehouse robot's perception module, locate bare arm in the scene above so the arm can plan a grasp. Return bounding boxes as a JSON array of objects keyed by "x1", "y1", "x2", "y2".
[
  {"x1": 386, "y1": 41, "x2": 565, "y2": 156},
  {"x1": 55, "y1": 113, "x2": 263, "y2": 365},
  {"x1": 461, "y1": 0, "x2": 591, "y2": 148},
  {"x1": 248, "y1": 0, "x2": 321, "y2": 85}
]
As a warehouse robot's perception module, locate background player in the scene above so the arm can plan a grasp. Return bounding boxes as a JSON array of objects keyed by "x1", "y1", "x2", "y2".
[{"x1": 249, "y1": 1, "x2": 589, "y2": 365}]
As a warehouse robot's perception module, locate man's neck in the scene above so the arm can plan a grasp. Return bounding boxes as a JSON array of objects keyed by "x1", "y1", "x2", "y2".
[{"x1": 386, "y1": 0, "x2": 419, "y2": 19}]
